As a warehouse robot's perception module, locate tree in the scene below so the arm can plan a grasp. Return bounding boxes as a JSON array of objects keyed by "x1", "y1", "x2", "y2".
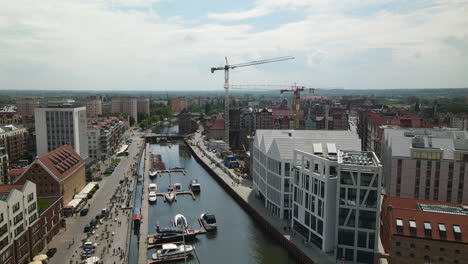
[
  {"x1": 138, "y1": 112, "x2": 149, "y2": 123},
  {"x1": 129, "y1": 116, "x2": 135, "y2": 126},
  {"x1": 102, "y1": 108, "x2": 112, "y2": 115}
]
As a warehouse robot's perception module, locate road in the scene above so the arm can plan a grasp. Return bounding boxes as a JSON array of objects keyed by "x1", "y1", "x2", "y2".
[{"x1": 47, "y1": 129, "x2": 144, "y2": 264}]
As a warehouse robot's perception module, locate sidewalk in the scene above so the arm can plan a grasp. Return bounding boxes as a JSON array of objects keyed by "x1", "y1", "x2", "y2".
[{"x1": 187, "y1": 131, "x2": 336, "y2": 264}]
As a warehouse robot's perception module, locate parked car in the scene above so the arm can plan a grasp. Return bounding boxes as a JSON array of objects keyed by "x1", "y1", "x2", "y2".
[
  {"x1": 46, "y1": 248, "x2": 57, "y2": 258},
  {"x1": 80, "y1": 208, "x2": 89, "y2": 216},
  {"x1": 83, "y1": 241, "x2": 97, "y2": 249},
  {"x1": 83, "y1": 224, "x2": 91, "y2": 233}
]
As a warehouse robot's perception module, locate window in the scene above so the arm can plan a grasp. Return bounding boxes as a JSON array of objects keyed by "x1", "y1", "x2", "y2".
[
  {"x1": 455, "y1": 249, "x2": 460, "y2": 254},
  {"x1": 27, "y1": 193, "x2": 34, "y2": 202},
  {"x1": 396, "y1": 241, "x2": 401, "y2": 246},
  {"x1": 338, "y1": 229, "x2": 354, "y2": 246},
  {"x1": 439, "y1": 223, "x2": 447, "y2": 238},
  {"x1": 358, "y1": 210, "x2": 376, "y2": 230},
  {"x1": 425, "y1": 245, "x2": 430, "y2": 250},
  {"x1": 12, "y1": 202, "x2": 20, "y2": 213},
  {"x1": 410, "y1": 253, "x2": 414, "y2": 258},
  {"x1": 409, "y1": 220, "x2": 417, "y2": 235},
  {"x1": 396, "y1": 251, "x2": 401, "y2": 256},
  {"x1": 453, "y1": 225, "x2": 462, "y2": 240},
  {"x1": 410, "y1": 243, "x2": 415, "y2": 248},
  {"x1": 424, "y1": 222, "x2": 432, "y2": 236},
  {"x1": 440, "y1": 247, "x2": 445, "y2": 252},
  {"x1": 396, "y1": 219, "x2": 404, "y2": 233}
]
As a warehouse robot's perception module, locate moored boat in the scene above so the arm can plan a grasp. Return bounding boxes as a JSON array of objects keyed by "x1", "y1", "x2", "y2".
[
  {"x1": 200, "y1": 213, "x2": 217, "y2": 231},
  {"x1": 174, "y1": 214, "x2": 188, "y2": 229},
  {"x1": 174, "y1": 183, "x2": 182, "y2": 192},
  {"x1": 151, "y1": 243, "x2": 193, "y2": 260},
  {"x1": 149, "y1": 168, "x2": 157, "y2": 178},
  {"x1": 148, "y1": 192, "x2": 157, "y2": 203},
  {"x1": 189, "y1": 179, "x2": 201, "y2": 192},
  {"x1": 165, "y1": 192, "x2": 175, "y2": 203},
  {"x1": 148, "y1": 183, "x2": 158, "y2": 192},
  {"x1": 148, "y1": 227, "x2": 199, "y2": 244}
]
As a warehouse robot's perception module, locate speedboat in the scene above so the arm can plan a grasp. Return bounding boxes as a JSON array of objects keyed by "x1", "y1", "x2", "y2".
[
  {"x1": 189, "y1": 179, "x2": 201, "y2": 192},
  {"x1": 152, "y1": 243, "x2": 193, "y2": 260},
  {"x1": 148, "y1": 183, "x2": 158, "y2": 192},
  {"x1": 174, "y1": 183, "x2": 182, "y2": 192},
  {"x1": 174, "y1": 214, "x2": 188, "y2": 229},
  {"x1": 149, "y1": 168, "x2": 157, "y2": 178},
  {"x1": 165, "y1": 192, "x2": 175, "y2": 203},
  {"x1": 148, "y1": 227, "x2": 199, "y2": 244},
  {"x1": 148, "y1": 192, "x2": 157, "y2": 203},
  {"x1": 200, "y1": 213, "x2": 217, "y2": 231}
]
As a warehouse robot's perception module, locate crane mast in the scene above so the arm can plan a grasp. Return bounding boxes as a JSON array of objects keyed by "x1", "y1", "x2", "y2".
[{"x1": 211, "y1": 56, "x2": 294, "y2": 150}]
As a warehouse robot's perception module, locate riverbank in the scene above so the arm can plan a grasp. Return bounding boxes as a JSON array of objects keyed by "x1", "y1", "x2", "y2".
[{"x1": 185, "y1": 131, "x2": 335, "y2": 264}]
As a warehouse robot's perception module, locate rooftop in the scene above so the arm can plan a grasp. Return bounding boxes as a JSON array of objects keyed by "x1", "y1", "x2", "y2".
[
  {"x1": 37, "y1": 145, "x2": 85, "y2": 181},
  {"x1": 0, "y1": 184, "x2": 24, "y2": 197},
  {"x1": 37, "y1": 197, "x2": 60, "y2": 212},
  {"x1": 382, "y1": 195, "x2": 468, "y2": 243}
]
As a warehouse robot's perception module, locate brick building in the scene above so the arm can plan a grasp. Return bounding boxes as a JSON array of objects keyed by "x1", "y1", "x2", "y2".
[
  {"x1": 380, "y1": 195, "x2": 468, "y2": 264},
  {"x1": 206, "y1": 114, "x2": 225, "y2": 141},
  {"x1": 16, "y1": 99, "x2": 40, "y2": 117},
  {"x1": 137, "y1": 98, "x2": 150, "y2": 116},
  {"x1": 170, "y1": 97, "x2": 188, "y2": 113},
  {"x1": 0, "y1": 125, "x2": 29, "y2": 162},
  {"x1": 178, "y1": 110, "x2": 197, "y2": 135},
  {"x1": 15, "y1": 145, "x2": 86, "y2": 205},
  {"x1": 78, "y1": 96, "x2": 102, "y2": 117}
]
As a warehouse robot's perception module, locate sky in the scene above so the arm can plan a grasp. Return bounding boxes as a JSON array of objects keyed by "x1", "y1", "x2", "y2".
[{"x1": 0, "y1": 0, "x2": 467, "y2": 91}]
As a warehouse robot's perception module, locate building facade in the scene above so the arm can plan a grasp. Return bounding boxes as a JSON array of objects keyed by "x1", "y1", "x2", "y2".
[
  {"x1": 170, "y1": 97, "x2": 188, "y2": 113},
  {"x1": 34, "y1": 104, "x2": 88, "y2": 159},
  {"x1": 87, "y1": 116, "x2": 128, "y2": 161},
  {"x1": 137, "y1": 98, "x2": 150, "y2": 116},
  {"x1": 0, "y1": 148, "x2": 8, "y2": 184},
  {"x1": 15, "y1": 145, "x2": 86, "y2": 205},
  {"x1": 178, "y1": 110, "x2": 197, "y2": 135},
  {"x1": 0, "y1": 125, "x2": 29, "y2": 162},
  {"x1": 78, "y1": 96, "x2": 102, "y2": 117},
  {"x1": 16, "y1": 100, "x2": 40, "y2": 117},
  {"x1": 381, "y1": 128, "x2": 468, "y2": 203},
  {"x1": 380, "y1": 195, "x2": 468, "y2": 264},
  {"x1": 0, "y1": 181, "x2": 38, "y2": 264}
]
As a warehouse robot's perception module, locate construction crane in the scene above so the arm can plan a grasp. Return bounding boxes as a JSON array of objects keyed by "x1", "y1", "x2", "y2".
[{"x1": 210, "y1": 56, "x2": 294, "y2": 149}]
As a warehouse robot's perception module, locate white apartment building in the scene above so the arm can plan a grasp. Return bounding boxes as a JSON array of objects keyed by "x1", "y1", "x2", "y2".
[
  {"x1": 292, "y1": 149, "x2": 382, "y2": 264},
  {"x1": 87, "y1": 117, "x2": 128, "y2": 161},
  {"x1": 35, "y1": 104, "x2": 88, "y2": 159},
  {"x1": 0, "y1": 181, "x2": 38, "y2": 263},
  {"x1": 252, "y1": 130, "x2": 361, "y2": 220},
  {"x1": 381, "y1": 128, "x2": 468, "y2": 203}
]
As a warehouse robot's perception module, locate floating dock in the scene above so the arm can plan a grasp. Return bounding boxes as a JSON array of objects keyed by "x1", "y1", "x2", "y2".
[{"x1": 151, "y1": 191, "x2": 195, "y2": 202}]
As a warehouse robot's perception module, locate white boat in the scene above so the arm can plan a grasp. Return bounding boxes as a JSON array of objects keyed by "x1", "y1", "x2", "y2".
[
  {"x1": 200, "y1": 213, "x2": 217, "y2": 231},
  {"x1": 189, "y1": 179, "x2": 201, "y2": 192},
  {"x1": 149, "y1": 169, "x2": 157, "y2": 178},
  {"x1": 152, "y1": 243, "x2": 193, "y2": 260},
  {"x1": 174, "y1": 183, "x2": 182, "y2": 192},
  {"x1": 165, "y1": 192, "x2": 175, "y2": 203},
  {"x1": 174, "y1": 214, "x2": 188, "y2": 229},
  {"x1": 148, "y1": 183, "x2": 158, "y2": 192},
  {"x1": 148, "y1": 192, "x2": 157, "y2": 203}
]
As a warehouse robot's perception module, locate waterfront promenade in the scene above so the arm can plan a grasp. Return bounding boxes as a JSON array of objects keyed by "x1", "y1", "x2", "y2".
[
  {"x1": 137, "y1": 143, "x2": 151, "y2": 264},
  {"x1": 186, "y1": 130, "x2": 335, "y2": 264}
]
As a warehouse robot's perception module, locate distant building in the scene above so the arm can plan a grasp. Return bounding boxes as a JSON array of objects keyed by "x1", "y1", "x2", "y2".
[
  {"x1": 381, "y1": 128, "x2": 468, "y2": 203},
  {"x1": 229, "y1": 109, "x2": 241, "y2": 150},
  {"x1": 0, "y1": 125, "x2": 29, "y2": 162},
  {"x1": 178, "y1": 110, "x2": 197, "y2": 135},
  {"x1": 136, "y1": 98, "x2": 150, "y2": 117},
  {"x1": 205, "y1": 114, "x2": 224, "y2": 141},
  {"x1": 256, "y1": 108, "x2": 273, "y2": 129},
  {"x1": 87, "y1": 116, "x2": 128, "y2": 161},
  {"x1": 34, "y1": 102, "x2": 88, "y2": 158},
  {"x1": 358, "y1": 109, "x2": 430, "y2": 157},
  {"x1": 111, "y1": 97, "x2": 138, "y2": 123},
  {"x1": 171, "y1": 97, "x2": 188, "y2": 113},
  {"x1": 239, "y1": 108, "x2": 256, "y2": 150},
  {"x1": 15, "y1": 145, "x2": 86, "y2": 205},
  {"x1": 16, "y1": 99, "x2": 40, "y2": 117},
  {"x1": 78, "y1": 96, "x2": 102, "y2": 117},
  {"x1": 0, "y1": 148, "x2": 8, "y2": 184},
  {"x1": 380, "y1": 195, "x2": 468, "y2": 264}
]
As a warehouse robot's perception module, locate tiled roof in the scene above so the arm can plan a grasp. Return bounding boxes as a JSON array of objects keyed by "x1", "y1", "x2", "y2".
[
  {"x1": 209, "y1": 118, "x2": 224, "y2": 130},
  {"x1": 0, "y1": 184, "x2": 23, "y2": 195},
  {"x1": 37, "y1": 145, "x2": 85, "y2": 181},
  {"x1": 8, "y1": 168, "x2": 26, "y2": 177},
  {"x1": 382, "y1": 195, "x2": 468, "y2": 243}
]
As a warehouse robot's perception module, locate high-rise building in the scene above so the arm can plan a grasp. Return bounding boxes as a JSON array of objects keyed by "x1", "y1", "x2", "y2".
[
  {"x1": 380, "y1": 195, "x2": 468, "y2": 264},
  {"x1": 34, "y1": 102, "x2": 88, "y2": 159},
  {"x1": 170, "y1": 97, "x2": 188, "y2": 113},
  {"x1": 111, "y1": 97, "x2": 149, "y2": 123},
  {"x1": 78, "y1": 96, "x2": 102, "y2": 117},
  {"x1": 16, "y1": 99, "x2": 40, "y2": 116},
  {"x1": 381, "y1": 128, "x2": 468, "y2": 203},
  {"x1": 87, "y1": 116, "x2": 128, "y2": 161},
  {"x1": 0, "y1": 125, "x2": 29, "y2": 162},
  {"x1": 137, "y1": 98, "x2": 150, "y2": 116}
]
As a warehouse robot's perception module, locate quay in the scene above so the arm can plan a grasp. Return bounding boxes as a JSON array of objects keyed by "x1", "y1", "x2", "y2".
[{"x1": 137, "y1": 143, "x2": 151, "y2": 264}]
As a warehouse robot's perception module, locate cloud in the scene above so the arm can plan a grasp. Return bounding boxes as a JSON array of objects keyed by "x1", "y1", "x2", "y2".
[{"x1": 0, "y1": 0, "x2": 467, "y2": 90}]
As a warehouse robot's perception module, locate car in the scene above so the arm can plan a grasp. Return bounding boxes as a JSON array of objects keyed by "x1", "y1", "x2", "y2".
[
  {"x1": 83, "y1": 224, "x2": 91, "y2": 233},
  {"x1": 95, "y1": 213, "x2": 102, "y2": 220},
  {"x1": 46, "y1": 248, "x2": 57, "y2": 258},
  {"x1": 80, "y1": 208, "x2": 89, "y2": 216},
  {"x1": 83, "y1": 242, "x2": 97, "y2": 249}
]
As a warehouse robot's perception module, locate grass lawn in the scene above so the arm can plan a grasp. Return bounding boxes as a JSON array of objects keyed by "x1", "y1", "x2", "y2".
[
  {"x1": 114, "y1": 158, "x2": 122, "y2": 163},
  {"x1": 37, "y1": 197, "x2": 59, "y2": 212}
]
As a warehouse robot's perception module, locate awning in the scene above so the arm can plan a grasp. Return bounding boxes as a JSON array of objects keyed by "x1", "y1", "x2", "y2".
[
  {"x1": 33, "y1": 254, "x2": 48, "y2": 261},
  {"x1": 66, "y1": 198, "x2": 83, "y2": 209},
  {"x1": 78, "y1": 182, "x2": 98, "y2": 195},
  {"x1": 116, "y1": 144, "x2": 129, "y2": 155}
]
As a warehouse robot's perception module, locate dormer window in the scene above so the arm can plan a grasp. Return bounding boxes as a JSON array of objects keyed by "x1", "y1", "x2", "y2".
[
  {"x1": 453, "y1": 225, "x2": 462, "y2": 240},
  {"x1": 438, "y1": 224, "x2": 446, "y2": 238},
  {"x1": 424, "y1": 222, "x2": 432, "y2": 236},
  {"x1": 409, "y1": 220, "x2": 417, "y2": 235},
  {"x1": 396, "y1": 219, "x2": 404, "y2": 233}
]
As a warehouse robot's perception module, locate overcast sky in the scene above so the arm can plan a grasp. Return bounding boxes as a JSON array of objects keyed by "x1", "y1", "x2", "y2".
[{"x1": 1, "y1": 0, "x2": 467, "y2": 91}]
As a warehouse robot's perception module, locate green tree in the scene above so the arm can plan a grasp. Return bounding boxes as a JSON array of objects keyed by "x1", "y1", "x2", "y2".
[{"x1": 129, "y1": 116, "x2": 135, "y2": 126}]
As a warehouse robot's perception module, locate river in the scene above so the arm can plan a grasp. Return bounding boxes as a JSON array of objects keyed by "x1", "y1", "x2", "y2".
[{"x1": 129, "y1": 124, "x2": 294, "y2": 264}]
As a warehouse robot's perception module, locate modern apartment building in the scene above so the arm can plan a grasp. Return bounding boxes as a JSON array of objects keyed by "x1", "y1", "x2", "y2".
[
  {"x1": 252, "y1": 130, "x2": 361, "y2": 220},
  {"x1": 111, "y1": 97, "x2": 138, "y2": 123},
  {"x1": 170, "y1": 97, "x2": 188, "y2": 113},
  {"x1": 15, "y1": 99, "x2": 40, "y2": 117},
  {"x1": 136, "y1": 98, "x2": 150, "y2": 116},
  {"x1": 381, "y1": 128, "x2": 468, "y2": 203},
  {"x1": 34, "y1": 102, "x2": 88, "y2": 158},
  {"x1": 0, "y1": 148, "x2": 8, "y2": 184},
  {"x1": 78, "y1": 96, "x2": 102, "y2": 117},
  {"x1": 292, "y1": 149, "x2": 382, "y2": 263},
  {"x1": 87, "y1": 116, "x2": 128, "y2": 161},
  {"x1": 0, "y1": 125, "x2": 29, "y2": 162},
  {"x1": 380, "y1": 195, "x2": 468, "y2": 264}
]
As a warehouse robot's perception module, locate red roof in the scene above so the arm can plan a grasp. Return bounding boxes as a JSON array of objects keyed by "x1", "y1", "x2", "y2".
[
  {"x1": 8, "y1": 168, "x2": 26, "y2": 177},
  {"x1": 37, "y1": 145, "x2": 85, "y2": 181},
  {"x1": 209, "y1": 118, "x2": 224, "y2": 130},
  {"x1": 0, "y1": 184, "x2": 23, "y2": 195},
  {"x1": 382, "y1": 195, "x2": 468, "y2": 243}
]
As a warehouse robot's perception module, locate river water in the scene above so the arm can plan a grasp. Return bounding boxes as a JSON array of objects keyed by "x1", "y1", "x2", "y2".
[{"x1": 129, "y1": 124, "x2": 294, "y2": 264}]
